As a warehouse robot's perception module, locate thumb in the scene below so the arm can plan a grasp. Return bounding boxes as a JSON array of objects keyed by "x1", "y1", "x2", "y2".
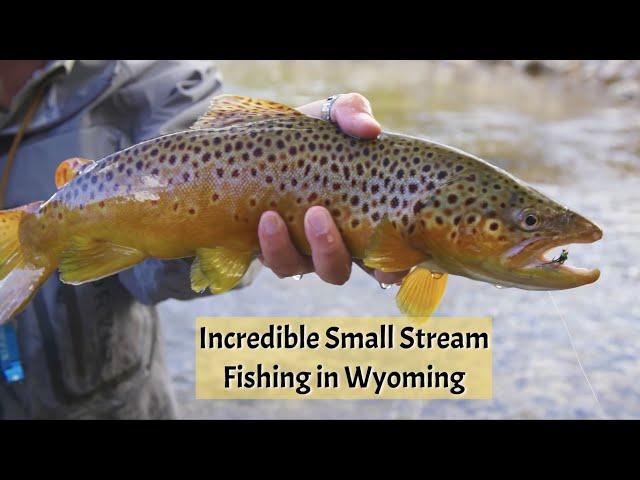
[{"x1": 331, "y1": 93, "x2": 382, "y2": 139}]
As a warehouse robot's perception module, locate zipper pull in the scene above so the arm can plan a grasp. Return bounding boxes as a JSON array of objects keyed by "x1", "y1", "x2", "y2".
[{"x1": 0, "y1": 322, "x2": 24, "y2": 383}]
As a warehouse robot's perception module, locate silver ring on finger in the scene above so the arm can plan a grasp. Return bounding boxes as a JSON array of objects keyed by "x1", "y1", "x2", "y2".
[{"x1": 320, "y1": 94, "x2": 342, "y2": 123}]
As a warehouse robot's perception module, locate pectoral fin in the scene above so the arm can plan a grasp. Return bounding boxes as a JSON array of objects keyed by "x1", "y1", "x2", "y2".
[
  {"x1": 192, "y1": 246, "x2": 254, "y2": 294},
  {"x1": 363, "y1": 216, "x2": 427, "y2": 272},
  {"x1": 396, "y1": 267, "x2": 448, "y2": 319},
  {"x1": 59, "y1": 237, "x2": 145, "y2": 284}
]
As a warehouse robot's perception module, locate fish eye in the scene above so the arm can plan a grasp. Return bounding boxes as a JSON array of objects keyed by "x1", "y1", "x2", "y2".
[{"x1": 518, "y1": 208, "x2": 542, "y2": 231}]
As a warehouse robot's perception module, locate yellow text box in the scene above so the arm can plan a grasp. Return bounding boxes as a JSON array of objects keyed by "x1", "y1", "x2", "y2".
[{"x1": 196, "y1": 317, "x2": 492, "y2": 400}]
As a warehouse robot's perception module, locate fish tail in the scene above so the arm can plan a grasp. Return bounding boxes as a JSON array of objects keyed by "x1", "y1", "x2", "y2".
[{"x1": 0, "y1": 202, "x2": 56, "y2": 325}]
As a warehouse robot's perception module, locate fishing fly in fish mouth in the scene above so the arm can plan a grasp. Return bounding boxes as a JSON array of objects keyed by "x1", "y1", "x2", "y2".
[{"x1": 0, "y1": 94, "x2": 603, "y2": 324}]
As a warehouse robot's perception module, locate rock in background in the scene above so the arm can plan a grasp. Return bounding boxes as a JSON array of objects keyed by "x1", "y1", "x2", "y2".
[{"x1": 485, "y1": 60, "x2": 640, "y2": 103}]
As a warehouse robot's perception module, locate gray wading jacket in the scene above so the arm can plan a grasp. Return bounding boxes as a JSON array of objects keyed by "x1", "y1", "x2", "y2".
[{"x1": 0, "y1": 60, "x2": 241, "y2": 419}]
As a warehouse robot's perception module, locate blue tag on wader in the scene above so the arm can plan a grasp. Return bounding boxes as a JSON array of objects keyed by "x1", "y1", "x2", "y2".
[{"x1": 0, "y1": 322, "x2": 24, "y2": 383}]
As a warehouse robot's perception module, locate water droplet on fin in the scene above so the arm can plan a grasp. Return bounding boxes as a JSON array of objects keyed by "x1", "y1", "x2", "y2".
[
  {"x1": 431, "y1": 272, "x2": 444, "y2": 279},
  {"x1": 379, "y1": 282, "x2": 392, "y2": 290},
  {"x1": 292, "y1": 274, "x2": 303, "y2": 281},
  {"x1": 494, "y1": 284, "x2": 504, "y2": 289}
]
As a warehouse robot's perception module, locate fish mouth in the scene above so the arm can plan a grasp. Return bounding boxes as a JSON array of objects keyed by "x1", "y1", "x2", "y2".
[{"x1": 502, "y1": 222, "x2": 603, "y2": 290}]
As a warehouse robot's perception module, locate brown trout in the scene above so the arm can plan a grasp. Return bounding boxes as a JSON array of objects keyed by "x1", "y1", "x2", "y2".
[{"x1": 0, "y1": 95, "x2": 603, "y2": 323}]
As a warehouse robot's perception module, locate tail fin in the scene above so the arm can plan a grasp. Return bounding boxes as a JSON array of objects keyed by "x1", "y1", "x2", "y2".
[{"x1": 0, "y1": 202, "x2": 54, "y2": 325}]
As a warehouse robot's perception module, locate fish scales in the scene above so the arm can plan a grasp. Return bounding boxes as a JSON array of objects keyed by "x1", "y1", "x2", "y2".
[
  {"x1": 35, "y1": 124, "x2": 471, "y2": 258},
  {"x1": 0, "y1": 95, "x2": 603, "y2": 324},
  {"x1": 32, "y1": 123, "x2": 532, "y2": 257}
]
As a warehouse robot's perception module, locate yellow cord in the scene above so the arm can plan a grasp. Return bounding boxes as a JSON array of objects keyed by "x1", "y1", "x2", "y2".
[{"x1": 0, "y1": 84, "x2": 46, "y2": 209}]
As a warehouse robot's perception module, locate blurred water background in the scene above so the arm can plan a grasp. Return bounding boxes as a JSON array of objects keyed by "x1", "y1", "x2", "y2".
[{"x1": 158, "y1": 60, "x2": 640, "y2": 419}]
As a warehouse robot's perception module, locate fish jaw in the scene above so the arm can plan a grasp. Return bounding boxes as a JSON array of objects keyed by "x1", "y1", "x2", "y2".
[
  {"x1": 506, "y1": 258, "x2": 601, "y2": 291},
  {"x1": 498, "y1": 217, "x2": 603, "y2": 290}
]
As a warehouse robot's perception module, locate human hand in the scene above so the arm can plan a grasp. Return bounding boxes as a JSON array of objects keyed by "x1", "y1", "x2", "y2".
[{"x1": 257, "y1": 93, "x2": 409, "y2": 286}]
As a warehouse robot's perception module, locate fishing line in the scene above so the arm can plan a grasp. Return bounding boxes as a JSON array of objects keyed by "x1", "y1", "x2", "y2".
[{"x1": 547, "y1": 291, "x2": 607, "y2": 419}]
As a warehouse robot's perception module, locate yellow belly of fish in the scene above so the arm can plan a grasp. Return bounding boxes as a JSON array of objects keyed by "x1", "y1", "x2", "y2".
[{"x1": 30, "y1": 178, "x2": 377, "y2": 288}]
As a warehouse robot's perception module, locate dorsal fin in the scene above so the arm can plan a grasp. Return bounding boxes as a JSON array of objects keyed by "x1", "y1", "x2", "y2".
[
  {"x1": 190, "y1": 95, "x2": 302, "y2": 130},
  {"x1": 55, "y1": 157, "x2": 94, "y2": 189}
]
